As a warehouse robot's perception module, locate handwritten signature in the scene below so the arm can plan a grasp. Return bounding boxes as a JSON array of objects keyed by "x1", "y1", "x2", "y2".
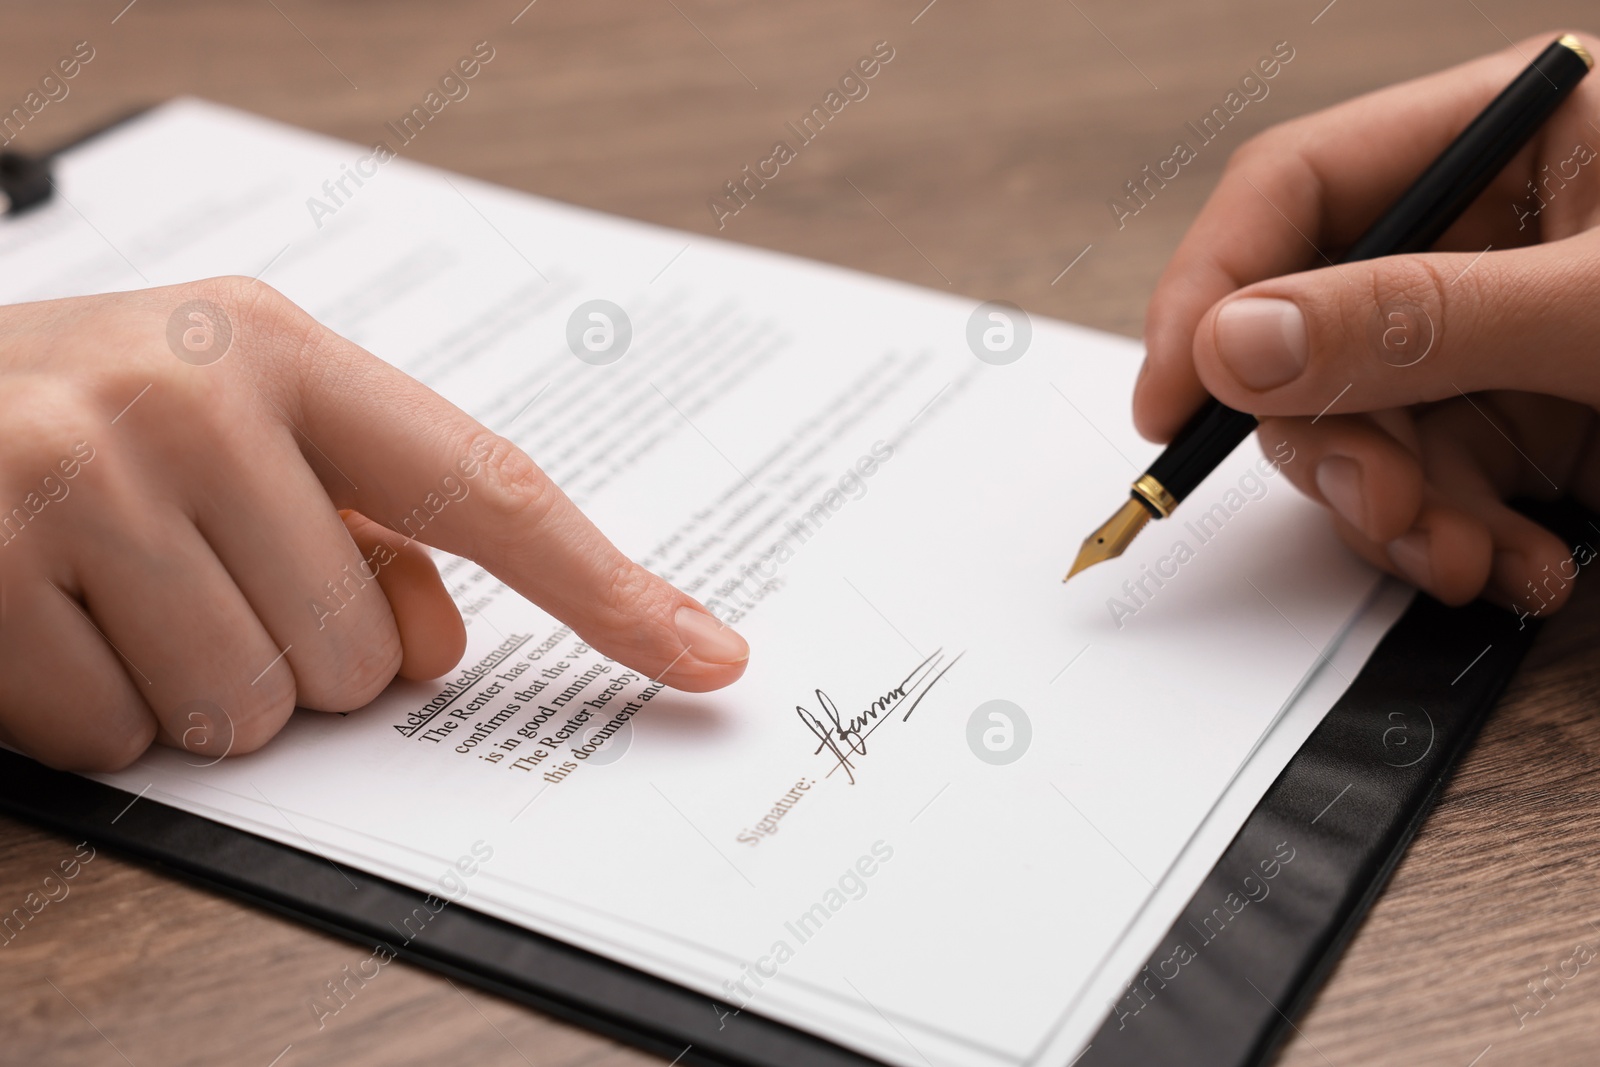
[{"x1": 796, "y1": 648, "x2": 963, "y2": 784}]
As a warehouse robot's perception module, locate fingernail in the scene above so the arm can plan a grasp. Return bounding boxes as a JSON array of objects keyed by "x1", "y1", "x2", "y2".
[
  {"x1": 1314, "y1": 456, "x2": 1365, "y2": 532},
  {"x1": 1215, "y1": 298, "x2": 1308, "y2": 390},
  {"x1": 1386, "y1": 530, "x2": 1432, "y2": 588},
  {"x1": 674, "y1": 606, "x2": 749, "y2": 665}
]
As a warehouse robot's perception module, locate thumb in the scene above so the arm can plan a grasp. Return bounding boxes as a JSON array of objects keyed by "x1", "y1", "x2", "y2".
[{"x1": 1190, "y1": 232, "x2": 1600, "y2": 417}]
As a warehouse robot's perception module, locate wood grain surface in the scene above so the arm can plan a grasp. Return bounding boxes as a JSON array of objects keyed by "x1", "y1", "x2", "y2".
[{"x1": 2, "y1": 1, "x2": 1598, "y2": 1064}]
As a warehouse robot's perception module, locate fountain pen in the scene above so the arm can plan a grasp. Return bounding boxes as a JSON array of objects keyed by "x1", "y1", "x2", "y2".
[{"x1": 1066, "y1": 33, "x2": 1593, "y2": 582}]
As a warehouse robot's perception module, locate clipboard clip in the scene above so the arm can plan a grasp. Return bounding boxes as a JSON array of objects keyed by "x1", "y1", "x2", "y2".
[{"x1": 0, "y1": 151, "x2": 54, "y2": 216}]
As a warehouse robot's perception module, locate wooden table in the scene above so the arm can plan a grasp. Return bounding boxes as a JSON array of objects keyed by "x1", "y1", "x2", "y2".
[{"x1": 3, "y1": 1, "x2": 1597, "y2": 1063}]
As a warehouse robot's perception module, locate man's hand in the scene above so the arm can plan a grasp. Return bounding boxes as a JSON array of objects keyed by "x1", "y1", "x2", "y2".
[
  {"x1": 1137, "y1": 31, "x2": 1600, "y2": 612},
  {"x1": 0, "y1": 278, "x2": 748, "y2": 771}
]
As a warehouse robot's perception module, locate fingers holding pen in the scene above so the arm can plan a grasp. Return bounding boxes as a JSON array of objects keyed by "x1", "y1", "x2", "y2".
[
  {"x1": 1257, "y1": 414, "x2": 1424, "y2": 543},
  {"x1": 1133, "y1": 34, "x2": 1586, "y2": 443},
  {"x1": 1258, "y1": 413, "x2": 1496, "y2": 603},
  {"x1": 1319, "y1": 490, "x2": 1494, "y2": 607},
  {"x1": 1265, "y1": 399, "x2": 1589, "y2": 610},
  {"x1": 1409, "y1": 397, "x2": 1583, "y2": 612}
]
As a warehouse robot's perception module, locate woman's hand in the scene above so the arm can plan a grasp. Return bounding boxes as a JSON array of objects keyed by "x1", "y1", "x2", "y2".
[
  {"x1": 1136, "y1": 31, "x2": 1600, "y2": 616},
  {"x1": 0, "y1": 278, "x2": 748, "y2": 771}
]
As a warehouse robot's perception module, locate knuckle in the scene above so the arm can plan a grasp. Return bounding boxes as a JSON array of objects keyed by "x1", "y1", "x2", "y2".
[
  {"x1": 310, "y1": 626, "x2": 404, "y2": 713},
  {"x1": 72, "y1": 716, "x2": 156, "y2": 772},
  {"x1": 1354, "y1": 258, "x2": 1450, "y2": 369},
  {"x1": 1227, "y1": 122, "x2": 1307, "y2": 176},
  {"x1": 148, "y1": 346, "x2": 235, "y2": 417},
  {"x1": 175, "y1": 274, "x2": 254, "y2": 308},
  {"x1": 182, "y1": 275, "x2": 322, "y2": 374},
  {"x1": 349, "y1": 631, "x2": 405, "y2": 702},
  {"x1": 1227, "y1": 129, "x2": 1283, "y2": 171},
  {"x1": 473, "y1": 433, "x2": 560, "y2": 533},
  {"x1": 1368, "y1": 257, "x2": 1448, "y2": 312},
  {"x1": 224, "y1": 668, "x2": 299, "y2": 754},
  {"x1": 181, "y1": 275, "x2": 287, "y2": 325},
  {"x1": 24, "y1": 694, "x2": 156, "y2": 772},
  {"x1": 0, "y1": 384, "x2": 97, "y2": 471},
  {"x1": 83, "y1": 507, "x2": 175, "y2": 574},
  {"x1": 136, "y1": 281, "x2": 319, "y2": 446},
  {"x1": 594, "y1": 559, "x2": 662, "y2": 626}
]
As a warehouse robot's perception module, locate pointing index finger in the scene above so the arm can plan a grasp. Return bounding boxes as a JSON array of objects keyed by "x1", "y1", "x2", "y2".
[{"x1": 263, "y1": 299, "x2": 749, "y2": 693}]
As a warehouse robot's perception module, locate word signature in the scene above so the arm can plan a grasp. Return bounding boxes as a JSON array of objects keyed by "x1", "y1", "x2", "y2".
[{"x1": 796, "y1": 648, "x2": 962, "y2": 784}]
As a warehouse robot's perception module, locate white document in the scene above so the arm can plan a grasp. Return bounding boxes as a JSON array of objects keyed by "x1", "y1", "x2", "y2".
[{"x1": 0, "y1": 100, "x2": 1395, "y2": 1066}]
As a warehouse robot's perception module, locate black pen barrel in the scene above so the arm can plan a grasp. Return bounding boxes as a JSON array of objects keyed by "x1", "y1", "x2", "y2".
[
  {"x1": 1345, "y1": 37, "x2": 1591, "y2": 260},
  {"x1": 1144, "y1": 403, "x2": 1258, "y2": 506}
]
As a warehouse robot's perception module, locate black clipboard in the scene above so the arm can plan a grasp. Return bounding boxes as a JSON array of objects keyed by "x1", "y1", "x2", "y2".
[
  {"x1": 0, "y1": 578, "x2": 1539, "y2": 1067},
  {"x1": 0, "y1": 104, "x2": 151, "y2": 214},
  {"x1": 0, "y1": 112, "x2": 1569, "y2": 1067}
]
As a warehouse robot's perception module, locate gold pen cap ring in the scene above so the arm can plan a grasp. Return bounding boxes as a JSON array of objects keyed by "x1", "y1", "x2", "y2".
[
  {"x1": 1560, "y1": 34, "x2": 1594, "y2": 70},
  {"x1": 1132, "y1": 474, "x2": 1177, "y2": 518}
]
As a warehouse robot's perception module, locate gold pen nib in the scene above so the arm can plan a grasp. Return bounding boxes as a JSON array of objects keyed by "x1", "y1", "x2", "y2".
[{"x1": 1065, "y1": 497, "x2": 1152, "y2": 582}]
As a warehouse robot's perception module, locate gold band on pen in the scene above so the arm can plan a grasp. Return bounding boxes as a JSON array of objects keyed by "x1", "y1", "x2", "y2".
[
  {"x1": 1560, "y1": 34, "x2": 1594, "y2": 70},
  {"x1": 1132, "y1": 474, "x2": 1177, "y2": 518}
]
